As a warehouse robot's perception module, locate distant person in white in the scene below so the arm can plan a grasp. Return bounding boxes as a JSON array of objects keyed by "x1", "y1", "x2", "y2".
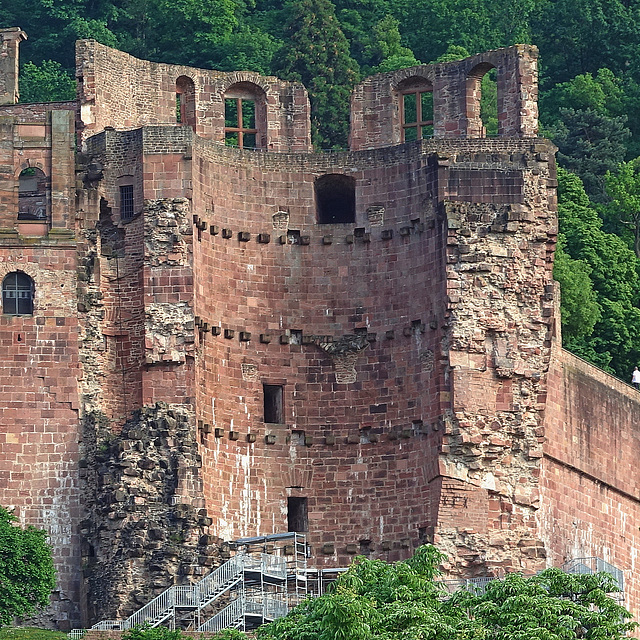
[{"x1": 632, "y1": 366, "x2": 640, "y2": 389}]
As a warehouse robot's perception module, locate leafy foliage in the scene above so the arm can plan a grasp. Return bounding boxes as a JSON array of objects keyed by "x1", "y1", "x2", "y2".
[
  {"x1": 556, "y1": 168, "x2": 640, "y2": 376},
  {"x1": 0, "y1": 629, "x2": 67, "y2": 640},
  {"x1": 122, "y1": 626, "x2": 245, "y2": 640},
  {"x1": 274, "y1": 0, "x2": 360, "y2": 148},
  {"x1": 256, "y1": 545, "x2": 635, "y2": 640},
  {"x1": 0, "y1": 507, "x2": 56, "y2": 627},
  {"x1": 19, "y1": 61, "x2": 75, "y2": 103}
]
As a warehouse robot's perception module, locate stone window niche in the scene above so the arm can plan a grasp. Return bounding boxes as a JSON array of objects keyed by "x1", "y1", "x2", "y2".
[
  {"x1": 224, "y1": 82, "x2": 265, "y2": 149},
  {"x1": 397, "y1": 77, "x2": 433, "y2": 142},
  {"x1": 117, "y1": 177, "x2": 138, "y2": 222},
  {"x1": 467, "y1": 63, "x2": 498, "y2": 138},
  {"x1": 2, "y1": 271, "x2": 34, "y2": 316},
  {"x1": 18, "y1": 167, "x2": 49, "y2": 222},
  {"x1": 315, "y1": 174, "x2": 356, "y2": 224},
  {"x1": 287, "y1": 497, "x2": 308, "y2": 532},
  {"x1": 263, "y1": 383, "x2": 284, "y2": 424},
  {"x1": 176, "y1": 76, "x2": 196, "y2": 128}
]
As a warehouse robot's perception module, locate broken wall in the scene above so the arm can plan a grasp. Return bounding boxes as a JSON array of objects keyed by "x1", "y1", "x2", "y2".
[
  {"x1": 76, "y1": 40, "x2": 311, "y2": 151},
  {"x1": 190, "y1": 138, "x2": 448, "y2": 566},
  {"x1": 434, "y1": 139, "x2": 557, "y2": 576}
]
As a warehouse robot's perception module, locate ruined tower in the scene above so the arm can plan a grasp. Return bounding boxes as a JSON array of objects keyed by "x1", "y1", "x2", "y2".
[{"x1": 1, "y1": 32, "x2": 640, "y2": 630}]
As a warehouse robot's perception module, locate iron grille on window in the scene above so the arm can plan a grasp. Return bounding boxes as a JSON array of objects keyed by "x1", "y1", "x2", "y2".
[
  {"x1": 120, "y1": 185, "x2": 135, "y2": 220},
  {"x1": 3, "y1": 272, "x2": 34, "y2": 315}
]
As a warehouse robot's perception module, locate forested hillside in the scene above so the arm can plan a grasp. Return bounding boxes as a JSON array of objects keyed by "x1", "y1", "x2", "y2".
[{"x1": 6, "y1": 0, "x2": 640, "y2": 379}]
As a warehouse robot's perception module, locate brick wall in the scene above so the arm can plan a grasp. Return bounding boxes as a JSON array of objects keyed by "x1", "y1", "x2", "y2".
[
  {"x1": 542, "y1": 347, "x2": 640, "y2": 620},
  {"x1": 0, "y1": 240, "x2": 81, "y2": 628},
  {"x1": 76, "y1": 41, "x2": 311, "y2": 151},
  {"x1": 349, "y1": 44, "x2": 539, "y2": 151},
  {"x1": 190, "y1": 136, "x2": 447, "y2": 565}
]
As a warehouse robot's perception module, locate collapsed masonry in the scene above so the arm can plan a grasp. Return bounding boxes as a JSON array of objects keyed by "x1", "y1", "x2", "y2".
[{"x1": 1, "y1": 28, "x2": 640, "y2": 631}]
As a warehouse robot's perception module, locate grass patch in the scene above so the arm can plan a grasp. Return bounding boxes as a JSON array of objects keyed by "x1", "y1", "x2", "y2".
[{"x1": 0, "y1": 629, "x2": 68, "y2": 640}]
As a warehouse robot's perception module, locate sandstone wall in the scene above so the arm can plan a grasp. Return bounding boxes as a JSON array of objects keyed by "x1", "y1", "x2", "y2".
[
  {"x1": 542, "y1": 347, "x2": 640, "y2": 619},
  {"x1": 76, "y1": 41, "x2": 311, "y2": 151},
  {"x1": 189, "y1": 138, "x2": 447, "y2": 566},
  {"x1": 350, "y1": 44, "x2": 539, "y2": 150},
  {"x1": 433, "y1": 139, "x2": 557, "y2": 577}
]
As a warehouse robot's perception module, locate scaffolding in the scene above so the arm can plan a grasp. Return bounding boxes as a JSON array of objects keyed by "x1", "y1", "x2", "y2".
[
  {"x1": 82, "y1": 532, "x2": 306, "y2": 635},
  {"x1": 70, "y1": 540, "x2": 625, "y2": 638}
]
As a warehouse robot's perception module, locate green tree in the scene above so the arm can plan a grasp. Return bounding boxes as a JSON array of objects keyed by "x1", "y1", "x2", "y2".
[
  {"x1": 362, "y1": 15, "x2": 420, "y2": 73},
  {"x1": 0, "y1": 507, "x2": 56, "y2": 626},
  {"x1": 556, "y1": 168, "x2": 640, "y2": 376},
  {"x1": 603, "y1": 158, "x2": 640, "y2": 259},
  {"x1": 256, "y1": 545, "x2": 635, "y2": 640},
  {"x1": 19, "y1": 61, "x2": 75, "y2": 103},
  {"x1": 553, "y1": 239, "x2": 601, "y2": 341},
  {"x1": 275, "y1": 0, "x2": 360, "y2": 148},
  {"x1": 553, "y1": 108, "x2": 630, "y2": 202}
]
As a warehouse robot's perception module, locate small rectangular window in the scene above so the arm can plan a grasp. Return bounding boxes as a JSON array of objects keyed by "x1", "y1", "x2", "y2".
[
  {"x1": 176, "y1": 93, "x2": 182, "y2": 123},
  {"x1": 287, "y1": 497, "x2": 308, "y2": 532},
  {"x1": 264, "y1": 384, "x2": 284, "y2": 424},
  {"x1": 120, "y1": 185, "x2": 134, "y2": 220}
]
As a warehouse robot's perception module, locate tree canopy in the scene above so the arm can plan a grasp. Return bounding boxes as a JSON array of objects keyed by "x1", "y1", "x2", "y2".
[
  {"x1": 255, "y1": 545, "x2": 636, "y2": 640},
  {"x1": 0, "y1": 506, "x2": 56, "y2": 626}
]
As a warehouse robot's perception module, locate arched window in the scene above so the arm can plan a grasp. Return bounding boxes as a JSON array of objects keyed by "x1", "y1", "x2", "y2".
[
  {"x1": 467, "y1": 63, "x2": 498, "y2": 137},
  {"x1": 176, "y1": 76, "x2": 196, "y2": 128},
  {"x1": 224, "y1": 82, "x2": 265, "y2": 149},
  {"x1": 2, "y1": 272, "x2": 34, "y2": 315},
  {"x1": 397, "y1": 77, "x2": 433, "y2": 142},
  {"x1": 315, "y1": 174, "x2": 356, "y2": 224},
  {"x1": 18, "y1": 167, "x2": 49, "y2": 221}
]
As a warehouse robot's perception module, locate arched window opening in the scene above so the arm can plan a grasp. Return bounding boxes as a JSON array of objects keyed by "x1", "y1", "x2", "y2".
[
  {"x1": 224, "y1": 82, "x2": 264, "y2": 149},
  {"x1": 397, "y1": 78, "x2": 433, "y2": 142},
  {"x1": 467, "y1": 63, "x2": 498, "y2": 138},
  {"x1": 18, "y1": 167, "x2": 49, "y2": 221},
  {"x1": 315, "y1": 174, "x2": 356, "y2": 224},
  {"x1": 480, "y1": 68, "x2": 498, "y2": 137},
  {"x1": 176, "y1": 76, "x2": 196, "y2": 128},
  {"x1": 2, "y1": 272, "x2": 34, "y2": 315}
]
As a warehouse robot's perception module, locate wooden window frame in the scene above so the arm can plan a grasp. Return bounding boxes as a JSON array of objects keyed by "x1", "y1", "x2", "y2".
[
  {"x1": 400, "y1": 88, "x2": 434, "y2": 142},
  {"x1": 225, "y1": 97, "x2": 258, "y2": 149}
]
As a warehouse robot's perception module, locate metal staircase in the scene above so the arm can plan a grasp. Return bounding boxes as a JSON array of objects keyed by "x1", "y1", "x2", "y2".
[{"x1": 84, "y1": 534, "x2": 296, "y2": 634}]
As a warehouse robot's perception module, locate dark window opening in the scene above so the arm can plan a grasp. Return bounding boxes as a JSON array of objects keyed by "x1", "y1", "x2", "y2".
[
  {"x1": 359, "y1": 539, "x2": 372, "y2": 556},
  {"x1": 18, "y1": 167, "x2": 49, "y2": 221},
  {"x1": 401, "y1": 88, "x2": 433, "y2": 141},
  {"x1": 264, "y1": 384, "x2": 284, "y2": 424},
  {"x1": 120, "y1": 185, "x2": 134, "y2": 220},
  {"x1": 225, "y1": 97, "x2": 257, "y2": 149},
  {"x1": 3, "y1": 272, "x2": 34, "y2": 315},
  {"x1": 315, "y1": 174, "x2": 356, "y2": 224},
  {"x1": 176, "y1": 76, "x2": 196, "y2": 129},
  {"x1": 288, "y1": 497, "x2": 308, "y2": 532}
]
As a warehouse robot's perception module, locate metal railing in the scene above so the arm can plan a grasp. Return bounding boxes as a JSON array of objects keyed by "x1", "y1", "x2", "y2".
[
  {"x1": 439, "y1": 576, "x2": 496, "y2": 595},
  {"x1": 243, "y1": 553, "x2": 287, "y2": 580},
  {"x1": 199, "y1": 597, "x2": 244, "y2": 632},
  {"x1": 563, "y1": 557, "x2": 624, "y2": 592},
  {"x1": 90, "y1": 619, "x2": 123, "y2": 630},
  {"x1": 198, "y1": 553, "x2": 244, "y2": 606},
  {"x1": 122, "y1": 585, "x2": 187, "y2": 629}
]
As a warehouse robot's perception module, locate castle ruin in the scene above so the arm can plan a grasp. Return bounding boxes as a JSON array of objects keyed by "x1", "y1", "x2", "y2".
[{"x1": 0, "y1": 27, "x2": 639, "y2": 630}]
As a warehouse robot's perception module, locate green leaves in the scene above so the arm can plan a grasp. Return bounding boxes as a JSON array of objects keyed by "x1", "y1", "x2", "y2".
[
  {"x1": 256, "y1": 546, "x2": 635, "y2": 640},
  {"x1": 274, "y1": 0, "x2": 360, "y2": 148},
  {"x1": 0, "y1": 506, "x2": 56, "y2": 627},
  {"x1": 19, "y1": 61, "x2": 75, "y2": 103}
]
